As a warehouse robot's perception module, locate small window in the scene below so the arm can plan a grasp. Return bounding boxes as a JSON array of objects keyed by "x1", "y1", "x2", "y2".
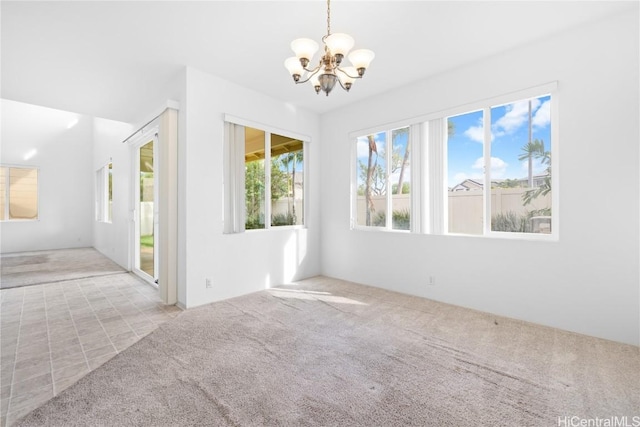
[
  {"x1": 354, "y1": 126, "x2": 411, "y2": 230},
  {"x1": 95, "y1": 162, "x2": 112, "y2": 223},
  {"x1": 224, "y1": 121, "x2": 307, "y2": 233},
  {"x1": 0, "y1": 166, "x2": 39, "y2": 221}
]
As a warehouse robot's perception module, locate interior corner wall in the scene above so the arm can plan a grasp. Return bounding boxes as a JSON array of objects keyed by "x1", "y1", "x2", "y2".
[
  {"x1": 179, "y1": 67, "x2": 321, "y2": 308},
  {"x1": 0, "y1": 100, "x2": 94, "y2": 253},
  {"x1": 319, "y1": 11, "x2": 640, "y2": 345},
  {"x1": 92, "y1": 117, "x2": 134, "y2": 269}
]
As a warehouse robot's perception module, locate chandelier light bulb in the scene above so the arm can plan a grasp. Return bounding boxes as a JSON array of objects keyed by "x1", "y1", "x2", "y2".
[
  {"x1": 325, "y1": 33, "x2": 355, "y2": 64},
  {"x1": 291, "y1": 38, "x2": 319, "y2": 65},
  {"x1": 284, "y1": 57, "x2": 304, "y2": 81},
  {"x1": 348, "y1": 49, "x2": 375, "y2": 75}
]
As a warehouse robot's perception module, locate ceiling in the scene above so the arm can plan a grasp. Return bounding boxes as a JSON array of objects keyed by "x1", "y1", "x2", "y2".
[{"x1": 1, "y1": 1, "x2": 634, "y2": 124}]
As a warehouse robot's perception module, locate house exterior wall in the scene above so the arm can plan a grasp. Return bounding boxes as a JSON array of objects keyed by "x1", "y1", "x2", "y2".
[{"x1": 319, "y1": 10, "x2": 640, "y2": 345}]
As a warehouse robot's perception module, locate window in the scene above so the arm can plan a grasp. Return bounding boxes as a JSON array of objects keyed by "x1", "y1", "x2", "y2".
[
  {"x1": 350, "y1": 83, "x2": 557, "y2": 239},
  {"x1": 224, "y1": 120, "x2": 307, "y2": 233},
  {"x1": 446, "y1": 94, "x2": 553, "y2": 236},
  {"x1": 95, "y1": 162, "x2": 112, "y2": 223},
  {"x1": 0, "y1": 166, "x2": 39, "y2": 221},
  {"x1": 354, "y1": 126, "x2": 411, "y2": 230}
]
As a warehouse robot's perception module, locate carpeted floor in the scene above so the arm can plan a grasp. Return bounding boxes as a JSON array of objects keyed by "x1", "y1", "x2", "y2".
[
  {"x1": 0, "y1": 248, "x2": 126, "y2": 289},
  {"x1": 14, "y1": 276, "x2": 640, "y2": 426}
]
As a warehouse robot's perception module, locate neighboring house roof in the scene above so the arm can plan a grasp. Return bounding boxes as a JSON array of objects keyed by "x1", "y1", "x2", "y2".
[{"x1": 450, "y1": 179, "x2": 483, "y2": 191}]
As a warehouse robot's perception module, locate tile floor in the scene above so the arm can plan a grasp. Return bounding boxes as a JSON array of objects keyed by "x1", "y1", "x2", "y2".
[{"x1": 0, "y1": 273, "x2": 181, "y2": 426}]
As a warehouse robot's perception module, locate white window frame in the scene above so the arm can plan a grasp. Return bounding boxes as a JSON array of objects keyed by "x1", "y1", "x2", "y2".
[
  {"x1": 95, "y1": 161, "x2": 112, "y2": 223},
  {"x1": 349, "y1": 81, "x2": 558, "y2": 241},
  {"x1": 350, "y1": 122, "x2": 421, "y2": 233},
  {"x1": 223, "y1": 115, "x2": 310, "y2": 233},
  {"x1": 0, "y1": 165, "x2": 40, "y2": 222},
  {"x1": 439, "y1": 83, "x2": 558, "y2": 240}
]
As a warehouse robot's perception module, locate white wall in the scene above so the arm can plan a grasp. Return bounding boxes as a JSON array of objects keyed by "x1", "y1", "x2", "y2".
[
  {"x1": 0, "y1": 100, "x2": 94, "y2": 253},
  {"x1": 320, "y1": 12, "x2": 639, "y2": 345},
  {"x1": 92, "y1": 117, "x2": 134, "y2": 268},
  {"x1": 178, "y1": 67, "x2": 321, "y2": 308}
]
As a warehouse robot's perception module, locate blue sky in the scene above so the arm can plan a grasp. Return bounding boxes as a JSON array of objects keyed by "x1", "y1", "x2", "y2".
[
  {"x1": 447, "y1": 95, "x2": 551, "y2": 186},
  {"x1": 354, "y1": 96, "x2": 551, "y2": 189}
]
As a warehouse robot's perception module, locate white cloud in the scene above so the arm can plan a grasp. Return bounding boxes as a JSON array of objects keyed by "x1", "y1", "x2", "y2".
[
  {"x1": 464, "y1": 125, "x2": 484, "y2": 143},
  {"x1": 532, "y1": 100, "x2": 551, "y2": 129},
  {"x1": 473, "y1": 156, "x2": 508, "y2": 178},
  {"x1": 493, "y1": 98, "x2": 541, "y2": 135},
  {"x1": 453, "y1": 172, "x2": 468, "y2": 183}
]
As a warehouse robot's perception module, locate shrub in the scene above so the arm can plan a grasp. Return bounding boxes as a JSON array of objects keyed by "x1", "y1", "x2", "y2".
[
  {"x1": 491, "y1": 211, "x2": 532, "y2": 233},
  {"x1": 272, "y1": 212, "x2": 295, "y2": 226},
  {"x1": 372, "y1": 209, "x2": 411, "y2": 230}
]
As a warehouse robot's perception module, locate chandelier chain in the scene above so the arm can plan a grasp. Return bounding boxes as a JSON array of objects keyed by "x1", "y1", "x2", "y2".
[{"x1": 326, "y1": 0, "x2": 331, "y2": 36}]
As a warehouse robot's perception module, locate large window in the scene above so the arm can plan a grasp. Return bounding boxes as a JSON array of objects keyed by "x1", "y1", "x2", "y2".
[
  {"x1": 350, "y1": 84, "x2": 556, "y2": 239},
  {"x1": 0, "y1": 166, "x2": 39, "y2": 221},
  {"x1": 95, "y1": 162, "x2": 113, "y2": 223},
  {"x1": 225, "y1": 121, "x2": 306, "y2": 233},
  {"x1": 446, "y1": 95, "x2": 553, "y2": 236},
  {"x1": 355, "y1": 126, "x2": 411, "y2": 230}
]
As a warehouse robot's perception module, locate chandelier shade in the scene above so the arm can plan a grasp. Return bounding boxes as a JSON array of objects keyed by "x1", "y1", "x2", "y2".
[{"x1": 284, "y1": 0, "x2": 375, "y2": 96}]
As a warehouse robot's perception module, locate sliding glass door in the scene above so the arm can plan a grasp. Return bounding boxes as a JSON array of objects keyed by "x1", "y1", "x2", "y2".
[{"x1": 133, "y1": 136, "x2": 158, "y2": 284}]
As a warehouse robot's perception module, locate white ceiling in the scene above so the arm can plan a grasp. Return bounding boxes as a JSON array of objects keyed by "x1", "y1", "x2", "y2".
[{"x1": 1, "y1": 1, "x2": 634, "y2": 124}]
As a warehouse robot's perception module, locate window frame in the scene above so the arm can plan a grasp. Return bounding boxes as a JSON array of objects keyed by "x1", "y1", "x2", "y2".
[
  {"x1": 349, "y1": 81, "x2": 558, "y2": 241},
  {"x1": 223, "y1": 115, "x2": 310, "y2": 233},
  {"x1": 95, "y1": 161, "x2": 112, "y2": 223},
  {"x1": 350, "y1": 122, "x2": 422, "y2": 233},
  {"x1": 0, "y1": 165, "x2": 40, "y2": 222},
  {"x1": 442, "y1": 86, "x2": 558, "y2": 240}
]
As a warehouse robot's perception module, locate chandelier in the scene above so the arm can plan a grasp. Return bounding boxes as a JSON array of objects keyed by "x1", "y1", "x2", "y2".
[{"x1": 284, "y1": 0, "x2": 375, "y2": 96}]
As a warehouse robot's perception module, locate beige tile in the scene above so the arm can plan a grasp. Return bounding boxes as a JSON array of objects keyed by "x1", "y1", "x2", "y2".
[
  {"x1": 78, "y1": 330, "x2": 109, "y2": 345},
  {"x1": 13, "y1": 353, "x2": 50, "y2": 373},
  {"x1": 49, "y1": 336, "x2": 80, "y2": 352},
  {"x1": 7, "y1": 383, "x2": 52, "y2": 412},
  {"x1": 1, "y1": 385, "x2": 10, "y2": 415},
  {"x1": 76, "y1": 323, "x2": 103, "y2": 337},
  {"x1": 51, "y1": 352, "x2": 86, "y2": 372},
  {"x1": 50, "y1": 343, "x2": 83, "y2": 360},
  {"x1": 16, "y1": 340, "x2": 49, "y2": 359},
  {"x1": 13, "y1": 360, "x2": 51, "y2": 384},
  {"x1": 48, "y1": 326, "x2": 78, "y2": 341},
  {"x1": 81, "y1": 337, "x2": 112, "y2": 352},
  {"x1": 84, "y1": 344, "x2": 116, "y2": 360},
  {"x1": 19, "y1": 329, "x2": 48, "y2": 343},
  {"x1": 52, "y1": 361, "x2": 89, "y2": 383},
  {"x1": 11, "y1": 372, "x2": 52, "y2": 397},
  {"x1": 88, "y1": 353, "x2": 115, "y2": 370}
]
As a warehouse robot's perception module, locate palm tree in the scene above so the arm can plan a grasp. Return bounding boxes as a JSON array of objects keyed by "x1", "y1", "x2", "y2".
[
  {"x1": 280, "y1": 150, "x2": 303, "y2": 224},
  {"x1": 518, "y1": 139, "x2": 545, "y2": 188}
]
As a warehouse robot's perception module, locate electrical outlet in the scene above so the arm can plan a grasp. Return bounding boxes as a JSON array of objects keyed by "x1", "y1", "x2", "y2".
[
  {"x1": 205, "y1": 278, "x2": 212, "y2": 288},
  {"x1": 427, "y1": 276, "x2": 435, "y2": 286}
]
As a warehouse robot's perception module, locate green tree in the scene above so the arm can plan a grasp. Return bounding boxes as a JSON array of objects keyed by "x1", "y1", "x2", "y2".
[
  {"x1": 279, "y1": 149, "x2": 303, "y2": 223},
  {"x1": 245, "y1": 160, "x2": 265, "y2": 228},
  {"x1": 518, "y1": 139, "x2": 546, "y2": 188},
  {"x1": 522, "y1": 147, "x2": 551, "y2": 206}
]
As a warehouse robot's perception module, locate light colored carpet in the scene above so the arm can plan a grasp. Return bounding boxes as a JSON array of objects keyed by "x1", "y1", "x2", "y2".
[
  {"x1": 15, "y1": 276, "x2": 639, "y2": 426},
  {"x1": 0, "y1": 248, "x2": 125, "y2": 289}
]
